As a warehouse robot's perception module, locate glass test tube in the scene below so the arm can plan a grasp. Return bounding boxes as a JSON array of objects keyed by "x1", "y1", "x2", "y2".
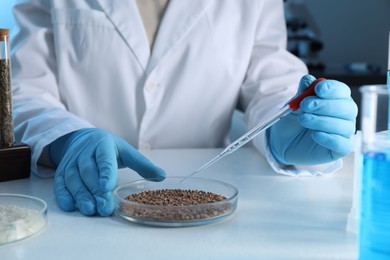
[
  {"x1": 0, "y1": 28, "x2": 14, "y2": 147},
  {"x1": 358, "y1": 85, "x2": 390, "y2": 259},
  {"x1": 387, "y1": 31, "x2": 390, "y2": 86},
  {"x1": 387, "y1": 31, "x2": 390, "y2": 130}
]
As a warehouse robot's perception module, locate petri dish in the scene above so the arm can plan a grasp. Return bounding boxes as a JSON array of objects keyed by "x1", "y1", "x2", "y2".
[
  {"x1": 114, "y1": 177, "x2": 238, "y2": 227},
  {"x1": 0, "y1": 193, "x2": 47, "y2": 245}
]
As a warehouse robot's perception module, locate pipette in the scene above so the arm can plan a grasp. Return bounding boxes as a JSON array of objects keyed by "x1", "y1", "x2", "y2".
[{"x1": 181, "y1": 77, "x2": 326, "y2": 183}]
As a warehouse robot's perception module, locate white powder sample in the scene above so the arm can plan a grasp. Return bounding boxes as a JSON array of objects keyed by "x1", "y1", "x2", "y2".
[{"x1": 0, "y1": 204, "x2": 46, "y2": 244}]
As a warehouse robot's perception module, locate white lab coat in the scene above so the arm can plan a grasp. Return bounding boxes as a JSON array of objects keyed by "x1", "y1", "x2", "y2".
[{"x1": 11, "y1": 0, "x2": 340, "y2": 175}]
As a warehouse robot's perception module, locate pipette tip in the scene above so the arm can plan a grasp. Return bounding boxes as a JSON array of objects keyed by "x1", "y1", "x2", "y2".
[{"x1": 180, "y1": 170, "x2": 198, "y2": 184}]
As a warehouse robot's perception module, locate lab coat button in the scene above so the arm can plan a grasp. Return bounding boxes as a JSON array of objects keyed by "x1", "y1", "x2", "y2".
[{"x1": 145, "y1": 81, "x2": 157, "y2": 92}]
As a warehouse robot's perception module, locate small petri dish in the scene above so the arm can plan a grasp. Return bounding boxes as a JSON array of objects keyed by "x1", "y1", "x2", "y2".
[
  {"x1": 114, "y1": 177, "x2": 238, "y2": 227},
  {"x1": 0, "y1": 193, "x2": 47, "y2": 245}
]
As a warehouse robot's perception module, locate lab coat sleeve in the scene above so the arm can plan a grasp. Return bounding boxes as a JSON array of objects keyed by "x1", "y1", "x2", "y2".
[
  {"x1": 11, "y1": 0, "x2": 94, "y2": 176},
  {"x1": 239, "y1": 0, "x2": 342, "y2": 176}
]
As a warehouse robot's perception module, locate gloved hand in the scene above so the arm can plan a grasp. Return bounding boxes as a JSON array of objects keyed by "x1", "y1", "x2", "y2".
[
  {"x1": 268, "y1": 74, "x2": 358, "y2": 166},
  {"x1": 49, "y1": 128, "x2": 166, "y2": 216}
]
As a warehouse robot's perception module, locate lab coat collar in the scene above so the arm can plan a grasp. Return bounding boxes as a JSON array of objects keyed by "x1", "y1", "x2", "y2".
[
  {"x1": 147, "y1": 0, "x2": 212, "y2": 75},
  {"x1": 95, "y1": 0, "x2": 151, "y2": 71},
  {"x1": 96, "y1": 0, "x2": 211, "y2": 75}
]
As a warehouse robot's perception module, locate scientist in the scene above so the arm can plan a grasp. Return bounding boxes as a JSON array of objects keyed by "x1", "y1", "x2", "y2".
[{"x1": 11, "y1": 0, "x2": 357, "y2": 216}]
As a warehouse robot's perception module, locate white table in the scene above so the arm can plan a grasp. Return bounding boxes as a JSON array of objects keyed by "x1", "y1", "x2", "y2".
[{"x1": 0, "y1": 148, "x2": 357, "y2": 259}]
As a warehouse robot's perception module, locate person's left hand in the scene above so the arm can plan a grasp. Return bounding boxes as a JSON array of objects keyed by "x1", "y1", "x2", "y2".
[{"x1": 268, "y1": 74, "x2": 358, "y2": 165}]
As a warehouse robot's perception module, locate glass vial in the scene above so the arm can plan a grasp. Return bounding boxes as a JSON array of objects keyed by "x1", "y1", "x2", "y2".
[
  {"x1": 0, "y1": 28, "x2": 14, "y2": 148},
  {"x1": 359, "y1": 85, "x2": 390, "y2": 259}
]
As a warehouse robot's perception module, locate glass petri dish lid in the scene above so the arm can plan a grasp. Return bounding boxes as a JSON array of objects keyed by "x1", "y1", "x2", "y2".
[
  {"x1": 0, "y1": 193, "x2": 47, "y2": 245},
  {"x1": 114, "y1": 177, "x2": 238, "y2": 227}
]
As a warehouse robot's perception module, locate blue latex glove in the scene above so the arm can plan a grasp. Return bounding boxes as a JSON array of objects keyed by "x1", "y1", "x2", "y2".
[
  {"x1": 268, "y1": 74, "x2": 358, "y2": 165},
  {"x1": 49, "y1": 128, "x2": 166, "y2": 216}
]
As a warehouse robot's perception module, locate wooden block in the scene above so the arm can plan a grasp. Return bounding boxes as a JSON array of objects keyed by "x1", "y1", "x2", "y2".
[{"x1": 0, "y1": 142, "x2": 31, "y2": 182}]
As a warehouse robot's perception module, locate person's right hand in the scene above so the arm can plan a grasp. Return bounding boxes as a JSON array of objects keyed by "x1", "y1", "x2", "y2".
[
  {"x1": 49, "y1": 128, "x2": 166, "y2": 216},
  {"x1": 268, "y1": 75, "x2": 357, "y2": 166}
]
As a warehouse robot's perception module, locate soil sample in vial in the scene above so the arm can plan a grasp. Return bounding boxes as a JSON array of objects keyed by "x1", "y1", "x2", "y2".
[{"x1": 0, "y1": 28, "x2": 14, "y2": 148}]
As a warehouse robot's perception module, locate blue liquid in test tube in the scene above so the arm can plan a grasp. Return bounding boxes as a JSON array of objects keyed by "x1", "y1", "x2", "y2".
[{"x1": 359, "y1": 149, "x2": 390, "y2": 259}]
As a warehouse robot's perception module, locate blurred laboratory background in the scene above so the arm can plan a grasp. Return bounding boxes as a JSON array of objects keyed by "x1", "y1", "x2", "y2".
[
  {"x1": 1, "y1": 0, "x2": 390, "y2": 128},
  {"x1": 284, "y1": 0, "x2": 390, "y2": 129}
]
